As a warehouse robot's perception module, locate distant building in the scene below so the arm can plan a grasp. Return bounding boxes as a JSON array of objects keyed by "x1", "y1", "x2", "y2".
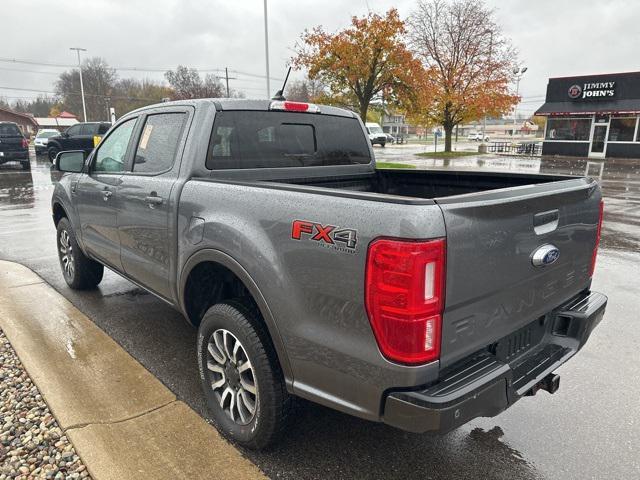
[
  {"x1": 0, "y1": 106, "x2": 38, "y2": 136},
  {"x1": 35, "y1": 115, "x2": 79, "y2": 132},
  {"x1": 381, "y1": 112, "x2": 409, "y2": 137},
  {"x1": 459, "y1": 118, "x2": 539, "y2": 137}
]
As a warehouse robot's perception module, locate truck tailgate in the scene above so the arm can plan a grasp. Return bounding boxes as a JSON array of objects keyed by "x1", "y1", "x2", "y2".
[{"x1": 435, "y1": 177, "x2": 601, "y2": 368}]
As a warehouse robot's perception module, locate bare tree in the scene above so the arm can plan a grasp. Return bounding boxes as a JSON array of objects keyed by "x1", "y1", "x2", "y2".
[
  {"x1": 407, "y1": 0, "x2": 519, "y2": 151},
  {"x1": 55, "y1": 57, "x2": 117, "y2": 121},
  {"x1": 285, "y1": 78, "x2": 327, "y2": 102},
  {"x1": 165, "y1": 66, "x2": 231, "y2": 100}
]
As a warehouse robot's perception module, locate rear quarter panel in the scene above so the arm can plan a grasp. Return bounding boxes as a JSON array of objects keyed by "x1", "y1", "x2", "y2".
[{"x1": 178, "y1": 179, "x2": 446, "y2": 420}]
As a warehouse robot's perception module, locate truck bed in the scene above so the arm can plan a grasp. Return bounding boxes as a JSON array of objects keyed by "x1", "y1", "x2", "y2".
[{"x1": 282, "y1": 169, "x2": 573, "y2": 200}]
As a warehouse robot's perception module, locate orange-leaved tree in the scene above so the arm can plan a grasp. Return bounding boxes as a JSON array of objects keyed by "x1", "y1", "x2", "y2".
[
  {"x1": 407, "y1": 0, "x2": 520, "y2": 151},
  {"x1": 292, "y1": 9, "x2": 424, "y2": 120}
]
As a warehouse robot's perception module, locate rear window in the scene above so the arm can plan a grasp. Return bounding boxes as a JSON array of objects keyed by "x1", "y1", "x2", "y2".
[
  {"x1": 0, "y1": 124, "x2": 22, "y2": 136},
  {"x1": 206, "y1": 111, "x2": 371, "y2": 170}
]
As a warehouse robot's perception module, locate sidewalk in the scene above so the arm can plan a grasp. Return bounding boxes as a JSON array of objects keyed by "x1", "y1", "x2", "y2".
[{"x1": 0, "y1": 261, "x2": 265, "y2": 480}]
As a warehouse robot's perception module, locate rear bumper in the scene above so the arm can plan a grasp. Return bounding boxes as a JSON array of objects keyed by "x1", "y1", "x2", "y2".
[
  {"x1": 383, "y1": 290, "x2": 607, "y2": 434},
  {"x1": 0, "y1": 150, "x2": 29, "y2": 161}
]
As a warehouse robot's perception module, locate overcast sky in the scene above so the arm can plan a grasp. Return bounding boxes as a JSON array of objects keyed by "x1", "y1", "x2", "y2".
[{"x1": 2, "y1": 0, "x2": 639, "y2": 116}]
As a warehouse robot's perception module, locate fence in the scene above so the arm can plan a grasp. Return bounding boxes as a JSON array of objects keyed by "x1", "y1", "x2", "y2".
[{"x1": 487, "y1": 142, "x2": 542, "y2": 156}]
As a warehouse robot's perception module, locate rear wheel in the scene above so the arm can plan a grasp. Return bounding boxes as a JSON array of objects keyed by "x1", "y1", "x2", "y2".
[
  {"x1": 48, "y1": 146, "x2": 60, "y2": 163},
  {"x1": 56, "y1": 218, "x2": 104, "y2": 289},
  {"x1": 197, "y1": 300, "x2": 292, "y2": 449}
]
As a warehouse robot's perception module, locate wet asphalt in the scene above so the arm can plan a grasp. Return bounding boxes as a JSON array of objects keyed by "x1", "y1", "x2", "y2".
[{"x1": 0, "y1": 148, "x2": 638, "y2": 480}]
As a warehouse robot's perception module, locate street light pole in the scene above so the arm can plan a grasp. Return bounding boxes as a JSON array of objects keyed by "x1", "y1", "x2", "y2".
[
  {"x1": 482, "y1": 31, "x2": 493, "y2": 142},
  {"x1": 263, "y1": 0, "x2": 271, "y2": 97},
  {"x1": 512, "y1": 66, "x2": 527, "y2": 137},
  {"x1": 70, "y1": 47, "x2": 88, "y2": 122}
]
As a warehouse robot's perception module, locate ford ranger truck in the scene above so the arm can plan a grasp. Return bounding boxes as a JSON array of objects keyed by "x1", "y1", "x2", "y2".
[{"x1": 51, "y1": 99, "x2": 607, "y2": 450}]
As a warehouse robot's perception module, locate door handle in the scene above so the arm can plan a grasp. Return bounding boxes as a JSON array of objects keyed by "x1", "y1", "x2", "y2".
[{"x1": 145, "y1": 195, "x2": 163, "y2": 207}]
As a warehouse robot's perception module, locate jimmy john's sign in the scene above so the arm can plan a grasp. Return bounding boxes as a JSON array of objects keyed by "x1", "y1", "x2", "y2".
[{"x1": 568, "y1": 81, "x2": 616, "y2": 100}]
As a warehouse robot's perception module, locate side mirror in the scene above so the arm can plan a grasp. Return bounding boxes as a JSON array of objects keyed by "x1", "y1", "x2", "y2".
[
  {"x1": 56, "y1": 150, "x2": 86, "y2": 173},
  {"x1": 61, "y1": 131, "x2": 69, "y2": 138}
]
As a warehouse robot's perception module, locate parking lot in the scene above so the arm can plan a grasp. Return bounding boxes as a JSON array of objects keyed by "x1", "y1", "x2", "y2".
[{"x1": 1, "y1": 149, "x2": 639, "y2": 479}]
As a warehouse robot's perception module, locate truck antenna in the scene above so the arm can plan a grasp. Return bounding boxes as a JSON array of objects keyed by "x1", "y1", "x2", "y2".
[{"x1": 271, "y1": 67, "x2": 291, "y2": 101}]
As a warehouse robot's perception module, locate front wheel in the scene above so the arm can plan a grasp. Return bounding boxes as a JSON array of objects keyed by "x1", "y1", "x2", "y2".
[
  {"x1": 198, "y1": 300, "x2": 293, "y2": 449},
  {"x1": 56, "y1": 218, "x2": 104, "y2": 289}
]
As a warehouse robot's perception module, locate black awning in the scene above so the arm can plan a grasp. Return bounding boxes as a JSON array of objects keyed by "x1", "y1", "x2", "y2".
[{"x1": 535, "y1": 99, "x2": 640, "y2": 115}]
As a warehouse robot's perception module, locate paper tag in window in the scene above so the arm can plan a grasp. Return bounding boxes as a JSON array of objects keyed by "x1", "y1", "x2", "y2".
[{"x1": 139, "y1": 124, "x2": 153, "y2": 150}]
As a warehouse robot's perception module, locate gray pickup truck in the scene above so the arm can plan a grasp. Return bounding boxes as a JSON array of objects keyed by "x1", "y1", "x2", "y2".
[{"x1": 51, "y1": 99, "x2": 607, "y2": 449}]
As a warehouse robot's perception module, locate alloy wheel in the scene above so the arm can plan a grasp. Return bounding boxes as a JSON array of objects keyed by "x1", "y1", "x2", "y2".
[
  {"x1": 206, "y1": 328, "x2": 258, "y2": 425},
  {"x1": 59, "y1": 230, "x2": 75, "y2": 279}
]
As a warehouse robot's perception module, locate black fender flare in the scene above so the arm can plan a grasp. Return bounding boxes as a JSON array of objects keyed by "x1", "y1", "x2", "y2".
[
  {"x1": 47, "y1": 140, "x2": 62, "y2": 151},
  {"x1": 178, "y1": 248, "x2": 293, "y2": 388}
]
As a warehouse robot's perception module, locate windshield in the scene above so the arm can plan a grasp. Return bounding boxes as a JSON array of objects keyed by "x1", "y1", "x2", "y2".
[
  {"x1": 37, "y1": 131, "x2": 59, "y2": 139},
  {"x1": 368, "y1": 125, "x2": 383, "y2": 134},
  {"x1": 0, "y1": 124, "x2": 22, "y2": 136}
]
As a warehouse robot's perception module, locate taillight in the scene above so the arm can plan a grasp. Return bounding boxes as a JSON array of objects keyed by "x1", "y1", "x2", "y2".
[
  {"x1": 589, "y1": 199, "x2": 604, "y2": 277},
  {"x1": 365, "y1": 238, "x2": 446, "y2": 365},
  {"x1": 269, "y1": 100, "x2": 320, "y2": 113},
  {"x1": 21, "y1": 138, "x2": 29, "y2": 148}
]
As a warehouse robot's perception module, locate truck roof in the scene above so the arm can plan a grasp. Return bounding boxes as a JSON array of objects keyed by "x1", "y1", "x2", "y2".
[{"x1": 127, "y1": 98, "x2": 358, "y2": 118}]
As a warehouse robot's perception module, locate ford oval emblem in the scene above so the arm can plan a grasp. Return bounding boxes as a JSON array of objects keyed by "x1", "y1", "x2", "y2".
[{"x1": 531, "y1": 244, "x2": 560, "y2": 267}]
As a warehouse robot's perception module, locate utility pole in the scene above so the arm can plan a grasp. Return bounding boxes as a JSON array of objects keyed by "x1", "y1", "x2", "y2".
[
  {"x1": 513, "y1": 66, "x2": 528, "y2": 137},
  {"x1": 224, "y1": 68, "x2": 237, "y2": 98},
  {"x1": 70, "y1": 47, "x2": 88, "y2": 122},
  {"x1": 263, "y1": 0, "x2": 271, "y2": 97}
]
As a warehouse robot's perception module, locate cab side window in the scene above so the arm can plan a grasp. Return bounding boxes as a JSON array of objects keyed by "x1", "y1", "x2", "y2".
[
  {"x1": 93, "y1": 118, "x2": 136, "y2": 173},
  {"x1": 132, "y1": 113, "x2": 186, "y2": 174}
]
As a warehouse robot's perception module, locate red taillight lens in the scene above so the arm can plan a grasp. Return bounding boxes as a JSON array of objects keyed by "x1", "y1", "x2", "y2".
[
  {"x1": 365, "y1": 238, "x2": 446, "y2": 365},
  {"x1": 21, "y1": 138, "x2": 29, "y2": 148},
  {"x1": 589, "y1": 200, "x2": 604, "y2": 277}
]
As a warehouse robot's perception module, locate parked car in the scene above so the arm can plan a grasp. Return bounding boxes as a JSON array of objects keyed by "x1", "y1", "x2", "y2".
[
  {"x1": 365, "y1": 122, "x2": 386, "y2": 147},
  {"x1": 467, "y1": 132, "x2": 489, "y2": 142},
  {"x1": 0, "y1": 122, "x2": 30, "y2": 170},
  {"x1": 46, "y1": 122, "x2": 111, "y2": 162},
  {"x1": 34, "y1": 129, "x2": 61, "y2": 155},
  {"x1": 52, "y1": 99, "x2": 606, "y2": 450}
]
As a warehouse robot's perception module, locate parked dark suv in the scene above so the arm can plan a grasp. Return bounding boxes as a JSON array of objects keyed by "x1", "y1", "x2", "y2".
[
  {"x1": 47, "y1": 122, "x2": 111, "y2": 162},
  {"x1": 0, "y1": 122, "x2": 30, "y2": 170}
]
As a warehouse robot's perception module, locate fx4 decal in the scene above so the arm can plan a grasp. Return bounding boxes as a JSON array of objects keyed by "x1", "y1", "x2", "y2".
[{"x1": 291, "y1": 220, "x2": 358, "y2": 252}]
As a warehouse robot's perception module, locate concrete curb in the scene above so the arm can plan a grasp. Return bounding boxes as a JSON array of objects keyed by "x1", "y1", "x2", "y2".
[{"x1": 0, "y1": 261, "x2": 265, "y2": 480}]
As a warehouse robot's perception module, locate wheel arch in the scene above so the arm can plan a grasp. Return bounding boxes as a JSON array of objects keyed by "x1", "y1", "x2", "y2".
[
  {"x1": 52, "y1": 201, "x2": 68, "y2": 226},
  {"x1": 179, "y1": 248, "x2": 293, "y2": 386}
]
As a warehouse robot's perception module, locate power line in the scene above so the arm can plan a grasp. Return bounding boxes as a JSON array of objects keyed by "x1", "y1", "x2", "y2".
[{"x1": 0, "y1": 57, "x2": 284, "y2": 81}]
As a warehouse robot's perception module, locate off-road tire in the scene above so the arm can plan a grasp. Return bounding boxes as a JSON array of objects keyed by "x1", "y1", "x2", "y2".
[
  {"x1": 56, "y1": 217, "x2": 104, "y2": 289},
  {"x1": 197, "y1": 300, "x2": 293, "y2": 450}
]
